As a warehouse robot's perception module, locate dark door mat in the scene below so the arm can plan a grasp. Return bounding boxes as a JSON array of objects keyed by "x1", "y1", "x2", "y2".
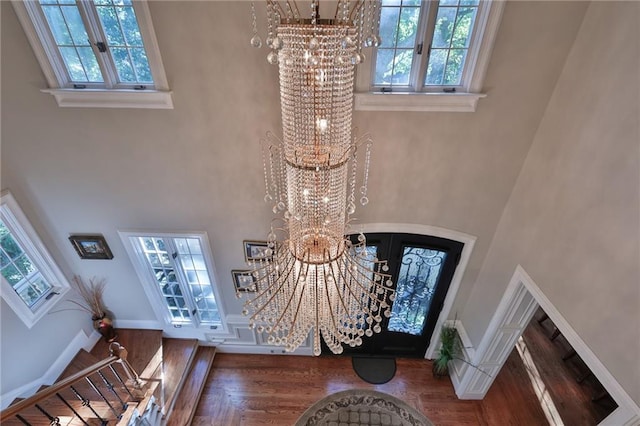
[{"x1": 352, "y1": 356, "x2": 397, "y2": 384}]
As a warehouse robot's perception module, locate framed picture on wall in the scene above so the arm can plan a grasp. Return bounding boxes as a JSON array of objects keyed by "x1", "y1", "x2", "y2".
[
  {"x1": 243, "y1": 240, "x2": 272, "y2": 262},
  {"x1": 69, "y1": 234, "x2": 114, "y2": 260},
  {"x1": 232, "y1": 270, "x2": 257, "y2": 292}
]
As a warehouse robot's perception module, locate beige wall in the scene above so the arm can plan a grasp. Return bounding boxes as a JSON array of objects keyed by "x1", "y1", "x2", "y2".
[
  {"x1": 463, "y1": 1, "x2": 640, "y2": 404},
  {"x1": 1, "y1": 1, "x2": 591, "y2": 396}
]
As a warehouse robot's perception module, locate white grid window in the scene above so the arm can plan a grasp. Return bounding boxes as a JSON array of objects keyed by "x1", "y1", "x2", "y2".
[
  {"x1": 0, "y1": 191, "x2": 70, "y2": 328},
  {"x1": 122, "y1": 232, "x2": 225, "y2": 329},
  {"x1": 355, "y1": 0, "x2": 504, "y2": 112},
  {"x1": 0, "y1": 222, "x2": 53, "y2": 308},
  {"x1": 373, "y1": 0, "x2": 481, "y2": 92},
  {"x1": 12, "y1": 0, "x2": 172, "y2": 108}
]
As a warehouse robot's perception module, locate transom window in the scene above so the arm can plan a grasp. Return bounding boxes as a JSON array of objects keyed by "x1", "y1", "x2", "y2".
[
  {"x1": 0, "y1": 191, "x2": 70, "y2": 328},
  {"x1": 12, "y1": 0, "x2": 172, "y2": 108},
  {"x1": 121, "y1": 232, "x2": 226, "y2": 330},
  {"x1": 374, "y1": 0, "x2": 480, "y2": 92},
  {"x1": 38, "y1": 0, "x2": 153, "y2": 86},
  {"x1": 355, "y1": 0, "x2": 504, "y2": 112},
  {"x1": 32, "y1": 0, "x2": 153, "y2": 88}
]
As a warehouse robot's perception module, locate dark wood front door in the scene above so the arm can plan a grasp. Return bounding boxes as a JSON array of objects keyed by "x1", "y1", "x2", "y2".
[{"x1": 327, "y1": 233, "x2": 464, "y2": 358}]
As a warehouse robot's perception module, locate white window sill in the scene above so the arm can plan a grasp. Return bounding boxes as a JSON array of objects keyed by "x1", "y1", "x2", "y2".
[
  {"x1": 354, "y1": 92, "x2": 486, "y2": 113},
  {"x1": 41, "y1": 88, "x2": 174, "y2": 109}
]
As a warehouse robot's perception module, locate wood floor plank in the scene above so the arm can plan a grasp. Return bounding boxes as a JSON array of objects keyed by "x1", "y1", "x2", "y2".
[
  {"x1": 167, "y1": 346, "x2": 216, "y2": 426},
  {"x1": 161, "y1": 337, "x2": 199, "y2": 416},
  {"x1": 523, "y1": 309, "x2": 616, "y2": 424},
  {"x1": 90, "y1": 328, "x2": 163, "y2": 374},
  {"x1": 6, "y1": 320, "x2": 614, "y2": 425},
  {"x1": 194, "y1": 354, "x2": 546, "y2": 425}
]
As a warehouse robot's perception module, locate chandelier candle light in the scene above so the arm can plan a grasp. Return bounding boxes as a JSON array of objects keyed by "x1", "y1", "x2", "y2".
[{"x1": 239, "y1": 0, "x2": 394, "y2": 356}]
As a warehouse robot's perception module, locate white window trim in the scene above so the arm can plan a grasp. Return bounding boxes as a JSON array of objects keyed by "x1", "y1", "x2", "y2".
[
  {"x1": 118, "y1": 230, "x2": 228, "y2": 334},
  {"x1": 355, "y1": 0, "x2": 505, "y2": 112},
  {"x1": 11, "y1": 0, "x2": 173, "y2": 109},
  {"x1": 0, "y1": 191, "x2": 70, "y2": 329}
]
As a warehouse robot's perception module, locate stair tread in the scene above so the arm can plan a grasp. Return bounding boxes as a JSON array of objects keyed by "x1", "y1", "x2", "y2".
[
  {"x1": 160, "y1": 338, "x2": 199, "y2": 417},
  {"x1": 166, "y1": 346, "x2": 216, "y2": 426},
  {"x1": 57, "y1": 349, "x2": 101, "y2": 381},
  {"x1": 2, "y1": 330, "x2": 164, "y2": 426},
  {"x1": 90, "y1": 329, "x2": 163, "y2": 374}
]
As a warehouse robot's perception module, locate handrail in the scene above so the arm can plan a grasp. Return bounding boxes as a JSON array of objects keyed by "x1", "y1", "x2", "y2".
[{"x1": 0, "y1": 355, "x2": 119, "y2": 420}]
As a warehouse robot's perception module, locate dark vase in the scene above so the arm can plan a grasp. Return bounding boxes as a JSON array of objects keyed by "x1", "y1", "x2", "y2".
[
  {"x1": 432, "y1": 360, "x2": 450, "y2": 378},
  {"x1": 92, "y1": 312, "x2": 118, "y2": 342}
]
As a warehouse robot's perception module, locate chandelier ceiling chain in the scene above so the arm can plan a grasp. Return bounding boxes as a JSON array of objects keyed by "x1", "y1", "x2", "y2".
[{"x1": 238, "y1": 0, "x2": 393, "y2": 356}]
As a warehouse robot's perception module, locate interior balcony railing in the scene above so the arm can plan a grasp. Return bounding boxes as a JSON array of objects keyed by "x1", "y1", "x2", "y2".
[{"x1": 0, "y1": 342, "x2": 150, "y2": 426}]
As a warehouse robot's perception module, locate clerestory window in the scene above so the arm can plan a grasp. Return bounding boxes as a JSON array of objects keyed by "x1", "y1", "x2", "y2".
[
  {"x1": 355, "y1": 0, "x2": 505, "y2": 112},
  {"x1": 0, "y1": 191, "x2": 70, "y2": 328},
  {"x1": 120, "y1": 232, "x2": 226, "y2": 331},
  {"x1": 11, "y1": 0, "x2": 172, "y2": 108}
]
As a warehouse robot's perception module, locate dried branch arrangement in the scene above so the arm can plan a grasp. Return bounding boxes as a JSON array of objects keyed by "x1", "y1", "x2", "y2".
[{"x1": 69, "y1": 275, "x2": 107, "y2": 318}]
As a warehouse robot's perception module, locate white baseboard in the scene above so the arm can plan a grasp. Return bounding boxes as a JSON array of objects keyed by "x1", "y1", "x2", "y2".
[
  {"x1": 0, "y1": 329, "x2": 100, "y2": 410},
  {"x1": 112, "y1": 319, "x2": 163, "y2": 330},
  {"x1": 216, "y1": 343, "x2": 313, "y2": 356},
  {"x1": 1, "y1": 377, "x2": 41, "y2": 410}
]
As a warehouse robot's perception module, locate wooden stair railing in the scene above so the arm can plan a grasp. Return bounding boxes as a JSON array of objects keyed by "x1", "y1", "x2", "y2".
[{"x1": 0, "y1": 342, "x2": 148, "y2": 425}]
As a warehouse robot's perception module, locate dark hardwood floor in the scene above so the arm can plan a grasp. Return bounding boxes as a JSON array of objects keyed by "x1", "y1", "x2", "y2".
[
  {"x1": 522, "y1": 309, "x2": 616, "y2": 425},
  {"x1": 193, "y1": 312, "x2": 616, "y2": 425},
  {"x1": 193, "y1": 352, "x2": 548, "y2": 425},
  {"x1": 4, "y1": 319, "x2": 616, "y2": 426}
]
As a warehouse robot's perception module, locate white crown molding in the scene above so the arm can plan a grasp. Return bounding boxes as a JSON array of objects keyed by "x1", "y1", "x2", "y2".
[
  {"x1": 41, "y1": 89, "x2": 174, "y2": 109},
  {"x1": 354, "y1": 92, "x2": 486, "y2": 112}
]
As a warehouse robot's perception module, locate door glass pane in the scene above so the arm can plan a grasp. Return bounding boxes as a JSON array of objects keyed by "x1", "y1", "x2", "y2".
[
  {"x1": 388, "y1": 247, "x2": 446, "y2": 335},
  {"x1": 135, "y1": 235, "x2": 220, "y2": 326},
  {"x1": 172, "y1": 237, "x2": 218, "y2": 325},
  {"x1": 138, "y1": 236, "x2": 192, "y2": 323}
]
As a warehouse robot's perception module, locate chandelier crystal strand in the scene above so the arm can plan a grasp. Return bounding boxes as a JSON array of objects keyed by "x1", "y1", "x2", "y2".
[
  {"x1": 250, "y1": 2, "x2": 262, "y2": 48},
  {"x1": 360, "y1": 140, "x2": 371, "y2": 206},
  {"x1": 243, "y1": 1, "x2": 393, "y2": 355}
]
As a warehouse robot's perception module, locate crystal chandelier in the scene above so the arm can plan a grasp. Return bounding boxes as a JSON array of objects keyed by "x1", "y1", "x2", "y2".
[{"x1": 238, "y1": 0, "x2": 394, "y2": 356}]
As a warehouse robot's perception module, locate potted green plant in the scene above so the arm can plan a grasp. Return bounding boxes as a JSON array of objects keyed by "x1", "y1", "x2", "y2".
[
  {"x1": 432, "y1": 323, "x2": 490, "y2": 378},
  {"x1": 433, "y1": 324, "x2": 460, "y2": 377},
  {"x1": 69, "y1": 276, "x2": 117, "y2": 342}
]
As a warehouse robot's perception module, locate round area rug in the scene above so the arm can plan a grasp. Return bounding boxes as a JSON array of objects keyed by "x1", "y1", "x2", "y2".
[{"x1": 295, "y1": 389, "x2": 433, "y2": 426}]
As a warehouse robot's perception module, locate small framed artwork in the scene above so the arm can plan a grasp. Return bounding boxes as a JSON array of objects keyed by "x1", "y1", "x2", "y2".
[
  {"x1": 243, "y1": 240, "x2": 272, "y2": 262},
  {"x1": 232, "y1": 270, "x2": 257, "y2": 292},
  {"x1": 69, "y1": 235, "x2": 114, "y2": 260}
]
